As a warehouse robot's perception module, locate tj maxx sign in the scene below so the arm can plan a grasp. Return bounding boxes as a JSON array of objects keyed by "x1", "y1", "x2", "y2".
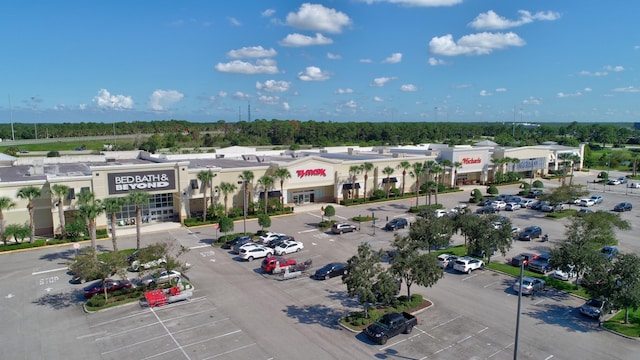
[{"x1": 296, "y1": 168, "x2": 327, "y2": 178}]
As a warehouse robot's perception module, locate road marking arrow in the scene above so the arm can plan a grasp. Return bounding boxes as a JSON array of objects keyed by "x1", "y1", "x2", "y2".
[
  {"x1": 45, "y1": 287, "x2": 53, "y2": 292},
  {"x1": 5, "y1": 294, "x2": 15, "y2": 299}
]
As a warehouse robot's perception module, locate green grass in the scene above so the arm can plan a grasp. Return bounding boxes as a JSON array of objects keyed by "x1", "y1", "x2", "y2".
[
  {"x1": 486, "y1": 261, "x2": 590, "y2": 297},
  {"x1": 545, "y1": 209, "x2": 578, "y2": 219},
  {"x1": 604, "y1": 309, "x2": 640, "y2": 338}
]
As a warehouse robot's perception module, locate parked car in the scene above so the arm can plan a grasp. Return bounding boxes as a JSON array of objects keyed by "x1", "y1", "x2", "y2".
[
  {"x1": 437, "y1": 254, "x2": 458, "y2": 268},
  {"x1": 274, "y1": 240, "x2": 304, "y2": 255},
  {"x1": 511, "y1": 253, "x2": 538, "y2": 267},
  {"x1": 513, "y1": 276, "x2": 546, "y2": 295},
  {"x1": 526, "y1": 190, "x2": 543, "y2": 198},
  {"x1": 258, "y1": 232, "x2": 285, "y2": 244},
  {"x1": 363, "y1": 311, "x2": 417, "y2": 345},
  {"x1": 491, "y1": 200, "x2": 507, "y2": 210},
  {"x1": 518, "y1": 226, "x2": 542, "y2": 241},
  {"x1": 233, "y1": 242, "x2": 260, "y2": 254},
  {"x1": 608, "y1": 179, "x2": 621, "y2": 185},
  {"x1": 221, "y1": 235, "x2": 253, "y2": 249},
  {"x1": 434, "y1": 209, "x2": 448, "y2": 218},
  {"x1": 578, "y1": 198, "x2": 595, "y2": 207},
  {"x1": 629, "y1": 183, "x2": 640, "y2": 189},
  {"x1": 531, "y1": 201, "x2": 548, "y2": 210},
  {"x1": 550, "y1": 266, "x2": 576, "y2": 281},
  {"x1": 453, "y1": 257, "x2": 485, "y2": 274},
  {"x1": 578, "y1": 208, "x2": 594, "y2": 215},
  {"x1": 331, "y1": 223, "x2": 357, "y2": 234},
  {"x1": 520, "y1": 199, "x2": 535, "y2": 208},
  {"x1": 476, "y1": 206, "x2": 497, "y2": 214},
  {"x1": 579, "y1": 298, "x2": 608, "y2": 319},
  {"x1": 614, "y1": 202, "x2": 632, "y2": 212},
  {"x1": 590, "y1": 195, "x2": 604, "y2": 204},
  {"x1": 313, "y1": 262, "x2": 347, "y2": 280},
  {"x1": 261, "y1": 256, "x2": 297, "y2": 274},
  {"x1": 128, "y1": 252, "x2": 166, "y2": 272},
  {"x1": 617, "y1": 177, "x2": 628, "y2": 184},
  {"x1": 83, "y1": 279, "x2": 132, "y2": 298},
  {"x1": 141, "y1": 270, "x2": 182, "y2": 287},
  {"x1": 528, "y1": 253, "x2": 551, "y2": 273},
  {"x1": 477, "y1": 198, "x2": 494, "y2": 206},
  {"x1": 600, "y1": 246, "x2": 619, "y2": 260},
  {"x1": 505, "y1": 202, "x2": 521, "y2": 211},
  {"x1": 469, "y1": 246, "x2": 497, "y2": 258},
  {"x1": 384, "y1": 218, "x2": 408, "y2": 231},
  {"x1": 239, "y1": 245, "x2": 273, "y2": 261},
  {"x1": 542, "y1": 203, "x2": 564, "y2": 212},
  {"x1": 266, "y1": 235, "x2": 295, "y2": 249}
]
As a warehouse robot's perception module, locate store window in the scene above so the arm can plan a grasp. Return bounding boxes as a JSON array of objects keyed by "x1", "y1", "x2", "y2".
[{"x1": 110, "y1": 193, "x2": 174, "y2": 227}]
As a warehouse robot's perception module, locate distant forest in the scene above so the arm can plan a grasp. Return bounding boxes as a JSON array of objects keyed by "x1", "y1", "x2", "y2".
[{"x1": 1, "y1": 119, "x2": 639, "y2": 149}]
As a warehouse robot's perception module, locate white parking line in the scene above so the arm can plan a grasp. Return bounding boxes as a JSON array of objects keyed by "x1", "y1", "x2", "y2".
[
  {"x1": 200, "y1": 342, "x2": 256, "y2": 360},
  {"x1": 544, "y1": 355, "x2": 554, "y2": 360},
  {"x1": 189, "y1": 244, "x2": 210, "y2": 249},
  {"x1": 461, "y1": 273, "x2": 479, "y2": 281},
  {"x1": 299, "y1": 229, "x2": 318, "y2": 233},
  {"x1": 148, "y1": 307, "x2": 191, "y2": 359},
  {"x1": 430, "y1": 315, "x2": 462, "y2": 330},
  {"x1": 31, "y1": 267, "x2": 67, "y2": 275},
  {"x1": 487, "y1": 342, "x2": 514, "y2": 358},
  {"x1": 483, "y1": 281, "x2": 499, "y2": 288}
]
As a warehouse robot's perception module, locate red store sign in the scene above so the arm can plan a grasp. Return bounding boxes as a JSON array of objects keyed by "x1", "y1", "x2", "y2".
[
  {"x1": 296, "y1": 168, "x2": 327, "y2": 178},
  {"x1": 461, "y1": 157, "x2": 482, "y2": 165}
]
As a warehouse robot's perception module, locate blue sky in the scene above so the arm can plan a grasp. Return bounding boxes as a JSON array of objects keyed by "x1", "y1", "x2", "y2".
[{"x1": 1, "y1": 0, "x2": 638, "y2": 125}]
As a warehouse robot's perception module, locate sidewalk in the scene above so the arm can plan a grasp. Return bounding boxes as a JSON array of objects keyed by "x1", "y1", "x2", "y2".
[{"x1": 116, "y1": 222, "x2": 183, "y2": 237}]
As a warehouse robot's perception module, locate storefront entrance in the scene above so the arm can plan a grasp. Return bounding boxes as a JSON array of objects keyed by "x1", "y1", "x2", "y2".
[
  {"x1": 291, "y1": 190, "x2": 315, "y2": 205},
  {"x1": 111, "y1": 193, "x2": 175, "y2": 227}
]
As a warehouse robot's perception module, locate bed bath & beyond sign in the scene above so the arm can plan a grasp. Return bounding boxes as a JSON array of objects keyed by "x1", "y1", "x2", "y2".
[{"x1": 108, "y1": 170, "x2": 176, "y2": 194}]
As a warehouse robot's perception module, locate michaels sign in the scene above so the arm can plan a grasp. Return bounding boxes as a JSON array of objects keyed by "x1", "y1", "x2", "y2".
[{"x1": 108, "y1": 170, "x2": 176, "y2": 195}]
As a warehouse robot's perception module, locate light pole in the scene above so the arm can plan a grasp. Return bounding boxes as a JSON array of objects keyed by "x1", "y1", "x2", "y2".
[
  {"x1": 31, "y1": 97, "x2": 38, "y2": 140},
  {"x1": 513, "y1": 260, "x2": 524, "y2": 359},
  {"x1": 111, "y1": 100, "x2": 117, "y2": 149},
  {"x1": 238, "y1": 180, "x2": 248, "y2": 234},
  {"x1": 529, "y1": 158, "x2": 535, "y2": 187}
]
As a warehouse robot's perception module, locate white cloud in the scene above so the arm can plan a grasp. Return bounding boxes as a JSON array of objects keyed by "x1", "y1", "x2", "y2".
[
  {"x1": 469, "y1": 10, "x2": 560, "y2": 30},
  {"x1": 93, "y1": 89, "x2": 134, "y2": 109},
  {"x1": 227, "y1": 46, "x2": 277, "y2": 59},
  {"x1": 261, "y1": 9, "x2": 275, "y2": 17},
  {"x1": 429, "y1": 32, "x2": 525, "y2": 56},
  {"x1": 401, "y1": 84, "x2": 418, "y2": 91},
  {"x1": 228, "y1": 17, "x2": 242, "y2": 26},
  {"x1": 584, "y1": 87, "x2": 592, "y2": 92},
  {"x1": 604, "y1": 65, "x2": 624, "y2": 72},
  {"x1": 479, "y1": 90, "x2": 492, "y2": 96},
  {"x1": 452, "y1": 84, "x2": 472, "y2": 89},
  {"x1": 335, "y1": 88, "x2": 354, "y2": 94},
  {"x1": 360, "y1": 58, "x2": 373, "y2": 63},
  {"x1": 258, "y1": 95, "x2": 280, "y2": 105},
  {"x1": 327, "y1": 52, "x2": 342, "y2": 60},
  {"x1": 218, "y1": 91, "x2": 228, "y2": 98},
  {"x1": 232, "y1": 91, "x2": 250, "y2": 100},
  {"x1": 383, "y1": 52, "x2": 403, "y2": 63},
  {"x1": 297, "y1": 66, "x2": 330, "y2": 81},
  {"x1": 613, "y1": 86, "x2": 640, "y2": 93},
  {"x1": 578, "y1": 70, "x2": 608, "y2": 77},
  {"x1": 344, "y1": 100, "x2": 358, "y2": 108},
  {"x1": 286, "y1": 3, "x2": 351, "y2": 34},
  {"x1": 371, "y1": 76, "x2": 397, "y2": 87},
  {"x1": 495, "y1": 87, "x2": 507, "y2": 92},
  {"x1": 361, "y1": 0, "x2": 463, "y2": 7},
  {"x1": 256, "y1": 80, "x2": 291, "y2": 93},
  {"x1": 374, "y1": 96, "x2": 384, "y2": 102},
  {"x1": 556, "y1": 91, "x2": 582, "y2": 98},
  {"x1": 215, "y1": 59, "x2": 279, "y2": 74},
  {"x1": 428, "y1": 57, "x2": 447, "y2": 66},
  {"x1": 148, "y1": 89, "x2": 184, "y2": 111},
  {"x1": 279, "y1": 33, "x2": 333, "y2": 47},
  {"x1": 522, "y1": 96, "x2": 542, "y2": 105}
]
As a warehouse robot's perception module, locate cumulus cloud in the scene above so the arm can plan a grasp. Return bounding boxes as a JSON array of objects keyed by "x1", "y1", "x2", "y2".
[
  {"x1": 282, "y1": 102, "x2": 290, "y2": 111},
  {"x1": 604, "y1": 65, "x2": 624, "y2": 72},
  {"x1": 279, "y1": 33, "x2": 333, "y2": 47},
  {"x1": 227, "y1": 46, "x2": 277, "y2": 59},
  {"x1": 479, "y1": 90, "x2": 492, "y2": 96},
  {"x1": 556, "y1": 91, "x2": 582, "y2": 98},
  {"x1": 93, "y1": 89, "x2": 134, "y2": 109},
  {"x1": 262, "y1": 8, "x2": 276, "y2": 17},
  {"x1": 360, "y1": 58, "x2": 373, "y2": 63},
  {"x1": 232, "y1": 91, "x2": 250, "y2": 100},
  {"x1": 297, "y1": 66, "x2": 330, "y2": 81},
  {"x1": 374, "y1": 96, "x2": 384, "y2": 102},
  {"x1": 286, "y1": 3, "x2": 351, "y2": 34},
  {"x1": 335, "y1": 88, "x2": 354, "y2": 94},
  {"x1": 370, "y1": 76, "x2": 397, "y2": 87},
  {"x1": 344, "y1": 100, "x2": 358, "y2": 108},
  {"x1": 428, "y1": 57, "x2": 448, "y2": 66},
  {"x1": 469, "y1": 10, "x2": 561, "y2": 30},
  {"x1": 361, "y1": 0, "x2": 463, "y2": 7},
  {"x1": 327, "y1": 52, "x2": 342, "y2": 59},
  {"x1": 256, "y1": 80, "x2": 291, "y2": 93},
  {"x1": 401, "y1": 84, "x2": 418, "y2": 91},
  {"x1": 578, "y1": 70, "x2": 608, "y2": 77},
  {"x1": 495, "y1": 88, "x2": 507, "y2": 92},
  {"x1": 383, "y1": 52, "x2": 403, "y2": 63},
  {"x1": 613, "y1": 86, "x2": 640, "y2": 93},
  {"x1": 215, "y1": 59, "x2": 279, "y2": 74},
  {"x1": 584, "y1": 87, "x2": 592, "y2": 92},
  {"x1": 258, "y1": 95, "x2": 281, "y2": 105},
  {"x1": 218, "y1": 91, "x2": 228, "y2": 98},
  {"x1": 429, "y1": 32, "x2": 525, "y2": 56},
  {"x1": 148, "y1": 89, "x2": 184, "y2": 111},
  {"x1": 522, "y1": 96, "x2": 542, "y2": 105},
  {"x1": 228, "y1": 17, "x2": 242, "y2": 26}
]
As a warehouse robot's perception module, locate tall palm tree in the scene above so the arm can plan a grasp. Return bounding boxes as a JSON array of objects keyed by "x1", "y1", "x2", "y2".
[
  {"x1": 126, "y1": 191, "x2": 150, "y2": 251},
  {"x1": 238, "y1": 170, "x2": 255, "y2": 215},
  {"x1": 423, "y1": 160, "x2": 437, "y2": 205},
  {"x1": 273, "y1": 167, "x2": 291, "y2": 212},
  {"x1": 453, "y1": 161, "x2": 463, "y2": 185},
  {"x1": 102, "y1": 197, "x2": 123, "y2": 252},
  {"x1": 197, "y1": 170, "x2": 214, "y2": 222},
  {"x1": 490, "y1": 158, "x2": 507, "y2": 182},
  {"x1": 348, "y1": 165, "x2": 361, "y2": 199},
  {"x1": 217, "y1": 182, "x2": 237, "y2": 216},
  {"x1": 439, "y1": 159, "x2": 452, "y2": 187},
  {"x1": 16, "y1": 186, "x2": 41, "y2": 243},
  {"x1": 257, "y1": 175, "x2": 275, "y2": 214},
  {"x1": 0, "y1": 196, "x2": 16, "y2": 245},
  {"x1": 361, "y1": 162, "x2": 374, "y2": 203},
  {"x1": 568, "y1": 154, "x2": 581, "y2": 186},
  {"x1": 397, "y1": 161, "x2": 411, "y2": 196},
  {"x1": 558, "y1": 153, "x2": 575, "y2": 186},
  {"x1": 430, "y1": 164, "x2": 443, "y2": 205},
  {"x1": 409, "y1": 162, "x2": 425, "y2": 208},
  {"x1": 50, "y1": 184, "x2": 70, "y2": 239},
  {"x1": 77, "y1": 198, "x2": 104, "y2": 258},
  {"x1": 382, "y1": 166, "x2": 394, "y2": 198}
]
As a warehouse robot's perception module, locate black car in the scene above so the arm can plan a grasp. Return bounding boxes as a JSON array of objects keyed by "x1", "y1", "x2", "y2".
[
  {"x1": 313, "y1": 262, "x2": 347, "y2": 280},
  {"x1": 526, "y1": 190, "x2": 543, "y2": 199},
  {"x1": 266, "y1": 235, "x2": 294, "y2": 249},
  {"x1": 613, "y1": 202, "x2": 632, "y2": 212},
  {"x1": 222, "y1": 235, "x2": 253, "y2": 249},
  {"x1": 384, "y1": 218, "x2": 408, "y2": 231},
  {"x1": 530, "y1": 201, "x2": 548, "y2": 211},
  {"x1": 476, "y1": 206, "x2": 497, "y2": 214},
  {"x1": 477, "y1": 199, "x2": 494, "y2": 206},
  {"x1": 518, "y1": 226, "x2": 542, "y2": 241}
]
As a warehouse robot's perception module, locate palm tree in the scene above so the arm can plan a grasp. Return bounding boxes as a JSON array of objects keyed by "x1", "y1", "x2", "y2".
[
  {"x1": 382, "y1": 166, "x2": 394, "y2": 198},
  {"x1": 490, "y1": 158, "x2": 507, "y2": 183},
  {"x1": 452, "y1": 161, "x2": 463, "y2": 185},
  {"x1": 361, "y1": 162, "x2": 374, "y2": 203},
  {"x1": 409, "y1": 162, "x2": 425, "y2": 208},
  {"x1": 238, "y1": 170, "x2": 255, "y2": 215},
  {"x1": 439, "y1": 159, "x2": 452, "y2": 187},
  {"x1": 257, "y1": 175, "x2": 275, "y2": 214},
  {"x1": 424, "y1": 160, "x2": 436, "y2": 205},
  {"x1": 16, "y1": 186, "x2": 41, "y2": 243},
  {"x1": 126, "y1": 191, "x2": 150, "y2": 251},
  {"x1": 430, "y1": 163, "x2": 443, "y2": 205},
  {"x1": 0, "y1": 196, "x2": 16, "y2": 245},
  {"x1": 50, "y1": 184, "x2": 70, "y2": 239},
  {"x1": 397, "y1": 161, "x2": 411, "y2": 196},
  {"x1": 77, "y1": 198, "x2": 104, "y2": 258},
  {"x1": 103, "y1": 197, "x2": 123, "y2": 252},
  {"x1": 197, "y1": 170, "x2": 214, "y2": 222},
  {"x1": 273, "y1": 167, "x2": 291, "y2": 212},
  {"x1": 568, "y1": 154, "x2": 581, "y2": 186},
  {"x1": 217, "y1": 182, "x2": 237, "y2": 216},
  {"x1": 348, "y1": 165, "x2": 361, "y2": 199}
]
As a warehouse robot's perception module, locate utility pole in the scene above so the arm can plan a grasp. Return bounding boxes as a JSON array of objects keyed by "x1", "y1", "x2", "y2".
[
  {"x1": 31, "y1": 96, "x2": 38, "y2": 140},
  {"x1": 9, "y1": 95, "x2": 15, "y2": 141}
]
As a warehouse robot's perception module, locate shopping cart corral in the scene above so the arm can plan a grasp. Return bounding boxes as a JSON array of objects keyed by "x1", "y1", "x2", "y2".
[{"x1": 141, "y1": 286, "x2": 192, "y2": 307}]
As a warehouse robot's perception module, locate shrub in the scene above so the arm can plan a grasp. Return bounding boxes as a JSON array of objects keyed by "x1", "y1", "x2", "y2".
[
  {"x1": 371, "y1": 189, "x2": 386, "y2": 200},
  {"x1": 390, "y1": 188, "x2": 401, "y2": 197},
  {"x1": 86, "y1": 295, "x2": 106, "y2": 308},
  {"x1": 486, "y1": 184, "x2": 499, "y2": 195},
  {"x1": 469, "y1": 188, "x2": 483, "y2": 203},
  {"x1": 228, "y1": 207, "x2": 243, "y2": 218},
  {"x1": 532, "y1": 180, "x2": 544, "y2": 188}
]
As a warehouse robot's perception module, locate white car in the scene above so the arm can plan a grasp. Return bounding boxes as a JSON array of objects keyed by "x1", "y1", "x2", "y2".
[
  {"x1": 130, "y1": 257, "x2": 167, "y2": 272},
  {"x1": 491, "y1": 200, "x2": 507, "y2": 210},
  {"x1": 629, "y1": 183, "x2": 640, "y2": 189},
  {"x1": 239, "y1": 246, "x2": 273, "y2": 261},
  {"x1": 520, "y1": 199, "x2": 535, "y2": 208},
  {"x1": 608, "y1": 179, "x2": 621, "y2": 185},
  {"x1": 453, "y1": 257, "x2": 485, "y2": 274},
  {"x1": 549, "y1": 266, "x2": 576, "y2": 281},
  {"x1": 434, "y1": 209, "x2": 448, "y2": 218},
  {"x1": 437, "y1": 254, "x2": 458, "y2": 268},
  {"x1": 141, "y1": 270, "x2": 182, "y2": 287},
  {"x1": 505, "y1": 202, "x2": 521, "y2": 211},
  {"x1": 236, "y1": 242, "x2": 261, "y2": 254},
  {"x1": 579, "y1": 198, "x2": 595, "y2": 207},
  {"x1": 258, "y1": 232, "x2": 285, "y2": 244},
  {"x1": 274, "y1": 240, "x2": 304, "y2": 255}
]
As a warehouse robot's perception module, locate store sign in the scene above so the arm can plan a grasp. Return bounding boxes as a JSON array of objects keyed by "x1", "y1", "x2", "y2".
[
  {"x1": 107, "y1": 170, "x2": 176, "y2": 195},
  {"x1": 461, "y1": 157, "x2": 482, "y2": 165},
  {"x1": 296, "y1": 168, "x2": 327, "y2": 178}
]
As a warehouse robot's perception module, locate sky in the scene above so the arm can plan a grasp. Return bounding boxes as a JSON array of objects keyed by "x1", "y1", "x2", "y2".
[{"x1": 1, "y1": 0, "x2": 639, "y2": 125}]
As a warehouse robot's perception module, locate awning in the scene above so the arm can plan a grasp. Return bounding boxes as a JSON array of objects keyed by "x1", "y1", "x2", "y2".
[
  {"x1": 342, "y1": 183, "x2": 361, "y2": 190},
  {"x1": 259, "y1": 190, "x2": 282, "y2": 198},
  {"x1": 382, "y1": 177, "x2": 398, "y2": 184}
]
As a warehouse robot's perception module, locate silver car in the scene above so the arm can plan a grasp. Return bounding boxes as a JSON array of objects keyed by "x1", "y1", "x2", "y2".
[{"x1": 513, "y1": 276, "x2": 545, "y2": 295}]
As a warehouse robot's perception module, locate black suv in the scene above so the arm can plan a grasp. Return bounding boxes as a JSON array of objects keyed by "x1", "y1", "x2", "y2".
[
  {"x1": 222, "y1": 235, "x2": 253, "y2": 249},
  {"x1": 518, "y1": 226, "x2": 542, "y2": 241},
  {"x1": 384, "y1": 218, "x2": 408, "y2": 231}
]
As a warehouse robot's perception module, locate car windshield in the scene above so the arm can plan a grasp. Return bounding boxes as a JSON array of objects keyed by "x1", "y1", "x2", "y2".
[{"x1": 587, "y1": 299, "x2": 603, "y2": 307}]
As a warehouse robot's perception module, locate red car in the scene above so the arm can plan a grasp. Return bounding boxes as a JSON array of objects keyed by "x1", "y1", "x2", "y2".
[
  {"x1": 83, "y1": 279, "x2": 132, "y2": 298},
  {"x1": 261, "y1": 256, "x2": 296, "y2": 274},
  {"x1": 511, "y1": 253, "x2": 538, "y2": 268}
]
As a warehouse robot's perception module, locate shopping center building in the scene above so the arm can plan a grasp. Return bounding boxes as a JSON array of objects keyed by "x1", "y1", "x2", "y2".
[{"x1": 0, "y1": 142, "x2": 584, "y2": 237}]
